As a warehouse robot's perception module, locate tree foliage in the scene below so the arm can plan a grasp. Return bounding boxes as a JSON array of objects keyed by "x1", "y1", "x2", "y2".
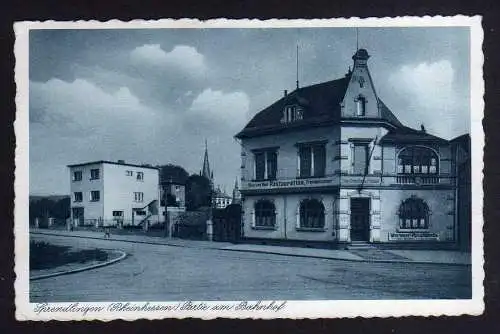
[
  {"x1": 158, "y1": 164, "x2": 189, "y2": 185},
  {"x1": 185, "y1": 174, "x2": 212, "y2": 211}
]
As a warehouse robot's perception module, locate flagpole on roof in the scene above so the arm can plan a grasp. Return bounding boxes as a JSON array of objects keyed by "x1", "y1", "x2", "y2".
[
  {"x1": 356, "y1": 27, "x2": 359, "y2": 52},
  {"x1": 296, "y1": 44, "x2": 299, "y2": 89}
]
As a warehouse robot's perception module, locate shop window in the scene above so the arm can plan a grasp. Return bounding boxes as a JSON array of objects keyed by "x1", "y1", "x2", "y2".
[
  {"x1": 298, "y1": 143, "x2": 326, "y2": 177},
  {"x1": 398, "y1": 197, "x2": 429, "y2": 229},
  {"x1": 254, "y1": 200, "x2": 276, "y2": 228},
  {"x1": 299, "y1": 199, "x2": 325, "y2": 229}
]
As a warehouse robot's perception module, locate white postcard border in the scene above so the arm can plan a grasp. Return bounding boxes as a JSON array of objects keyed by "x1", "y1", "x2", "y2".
[{"x1": 14, "y1": 16, "x2": 484, "y2": 320}]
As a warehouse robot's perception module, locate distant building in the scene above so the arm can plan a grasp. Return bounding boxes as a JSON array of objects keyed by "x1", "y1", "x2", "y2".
[
  {"x1": 235, "y1": 48, "x2": 470, "y2": 248},
  {"x1": 213, "y1": 186, "x2": 233, "y2": 209},
  {"x1": 68, "y1": 160, "x2": 159, "y2": 227}
]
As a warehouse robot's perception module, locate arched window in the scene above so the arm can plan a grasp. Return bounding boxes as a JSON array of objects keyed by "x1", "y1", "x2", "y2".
[
  {"x1": 398, "y1": 197, "x2": 429, "y2": 229},
  {"x1": 254, "y1": 200, "x2": 276, "y2": 228},
  {"x1": 299, "y1": 199, "x2": 325, "y2": 229},
  {"x1": 397, "y1": 146, "x2": 439, "y2": 175}
]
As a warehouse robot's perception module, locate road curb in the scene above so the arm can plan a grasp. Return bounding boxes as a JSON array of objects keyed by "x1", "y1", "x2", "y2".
[
  {"x1": 219, "y1": 248, "x2": 471, "y2": 266},
  {"x1": 30, "y1": 231, "x2": 471, "y2": 267},
  {"x1": 30, "y1": 250, "x2": 127, "y2": 281}
]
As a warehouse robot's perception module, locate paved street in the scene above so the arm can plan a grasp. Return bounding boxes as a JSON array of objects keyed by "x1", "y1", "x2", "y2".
[{"x1": 30, "y1": 234, "x2": 471, "y2": 302}]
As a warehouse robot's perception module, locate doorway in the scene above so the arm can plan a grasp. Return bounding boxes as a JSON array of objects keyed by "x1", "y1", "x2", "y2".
[
  {"x1": 72, "y1": 207, "x2": 84, "y2": 226},
  {"x1": 350, "y1": 198, "x2": 370, "y2": 241}
]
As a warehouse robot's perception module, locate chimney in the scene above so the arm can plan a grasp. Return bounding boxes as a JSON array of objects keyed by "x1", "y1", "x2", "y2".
[{"x1": 284, "y1": 90, "x2": 288, "y2": 97}]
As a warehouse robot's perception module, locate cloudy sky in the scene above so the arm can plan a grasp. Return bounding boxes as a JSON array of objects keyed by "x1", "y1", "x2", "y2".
[{"x1": 29, "y1": 26, "x2": 470, "y2": 195}]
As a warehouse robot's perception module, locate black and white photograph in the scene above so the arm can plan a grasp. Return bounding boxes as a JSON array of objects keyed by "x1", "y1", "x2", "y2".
[{"x1": 14, "y1": 17, "x2": 484, "y2": 320}]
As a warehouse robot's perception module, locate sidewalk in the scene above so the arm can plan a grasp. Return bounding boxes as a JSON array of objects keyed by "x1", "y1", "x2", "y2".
[{"x1": 30, "y1": 229, "x2": 471, "y2": 265}]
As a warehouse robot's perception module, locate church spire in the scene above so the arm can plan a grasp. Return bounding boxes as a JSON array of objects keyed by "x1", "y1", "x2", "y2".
[{"x1": 201, "y1": 139, "x2": 213, "y2": 184}]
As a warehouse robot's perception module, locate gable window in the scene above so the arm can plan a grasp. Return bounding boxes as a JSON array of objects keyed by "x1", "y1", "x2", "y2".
[
  {"x1": 398, "y1": 197, "x2": 429, "y2": 229},
  {"x1": 298, "y1": 143, "x2": 326, "y2": 178},
  {"x1": 282, "y1": 105, "x2": 304, "y2": 123},
  {"x1": 90, "y1": 191, "x2": 100, "y2": 202},
  {"x1": 136, "y1": 172, "x2": 144, "y2": 181},
  {"x1": 73, "y1": 171, "x2": 82, "y2": 182},
  {"x1": 254, "y1": 149, "x2": 278, "y2": 181},
  {"x1": 254, "y1": 200, "x2": 276, "y2": 228},
  {"x1": 397, "y1": 147, "x2": 439, "y2": 176},
  {"x1": 73, "y1": 192, "x2": 83, "y2": 202},
  {"x1": 299, "y1": 199, "x2": 325, "y2": 229},
  {"x1": 355, "y1": 96, "x2": 366, "y2": 116},
  {"x1": 90, "y1": 169, "x2": 100, "y2": 180}
]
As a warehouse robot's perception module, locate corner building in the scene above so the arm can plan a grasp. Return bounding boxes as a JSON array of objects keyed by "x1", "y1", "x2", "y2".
[{"x1": 235, "y1": 49, "x2": 465, "y2": 248}]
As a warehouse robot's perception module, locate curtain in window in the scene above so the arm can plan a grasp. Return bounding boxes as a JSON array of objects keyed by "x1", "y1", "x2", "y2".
[
  {"x1": 300, "y1": 199, "x2": 325, "y2": 229},
  {"x1": 255, "y1": 200, "x2": 276, "y2": 227},
  {"x1": 398, "y1": 197, "x2": 429, "y2": 229},
  {"x1": 397, "y1": 147, "x2": 439, "y2": 175}
]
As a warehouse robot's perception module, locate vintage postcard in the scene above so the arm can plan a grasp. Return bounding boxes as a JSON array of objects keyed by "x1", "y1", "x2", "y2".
[{"x1": 14, "y1": 17, "x2": 484, "y2": 320}]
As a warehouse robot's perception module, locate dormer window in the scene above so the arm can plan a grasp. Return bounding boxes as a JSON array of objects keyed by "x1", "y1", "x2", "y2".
[
  {"x1": 355, "y1": 95, "x2": 366, "y2": 116},
  {"x1": 282, "y1": 105, "x2": 303, "y2": 123}
]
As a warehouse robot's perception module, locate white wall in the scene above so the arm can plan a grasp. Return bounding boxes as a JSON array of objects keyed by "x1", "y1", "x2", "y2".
[
  {"x1": 103, "y1": 163, "x2": 159, "y2": 224},
  {"x1": 69, "y1": 163, "x2": 104, "y2": 222}
]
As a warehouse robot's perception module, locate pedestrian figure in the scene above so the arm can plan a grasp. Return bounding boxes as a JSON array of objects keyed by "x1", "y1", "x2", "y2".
[{"x1": 104, "y1": 226, "x2": 111, "y2": 239}]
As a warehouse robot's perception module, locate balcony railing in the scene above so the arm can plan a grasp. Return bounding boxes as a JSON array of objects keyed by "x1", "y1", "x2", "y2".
[{"x1": 396, "y1": 175, "x2": 440, "y2": 185}]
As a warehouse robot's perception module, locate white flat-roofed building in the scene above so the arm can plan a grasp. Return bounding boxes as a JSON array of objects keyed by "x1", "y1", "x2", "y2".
[{"x1": 68, "y1": 160, "x2": 160, "y2": 227}]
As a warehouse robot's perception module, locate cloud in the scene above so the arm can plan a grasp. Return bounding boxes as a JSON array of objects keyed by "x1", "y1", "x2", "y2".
[
  {"x1": 188, "y1": 88, "x2": 250, "y2": 128},
  {"x1": 387, "y1": 60, "x2": 468, "y2": 139},
  {"x1": 28, "y1": 77, "x2": 175, "y2": 194},
  {"x1": 130, "y1": 44, "x2": 207, "y2": 78}
]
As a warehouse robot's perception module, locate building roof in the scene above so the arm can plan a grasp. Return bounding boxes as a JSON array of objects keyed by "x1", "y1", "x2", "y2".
[
  {"x1": 235, "y1": 73, "x2": 410, "y2": 139},
  {"x1": 380, "y1": 126, "x2": 448, "y2": 144},
  {"x1": 67, "y1": 160, "x2": 159, "y2": 170},
  {"x1": 235, "y1": 77, "x2": 349, "y2": 139}
]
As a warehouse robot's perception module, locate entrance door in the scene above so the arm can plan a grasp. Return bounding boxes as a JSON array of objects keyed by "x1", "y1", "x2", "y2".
[
  {"x1": 72, "y1": 207, "x2": 84, "y2": 226},
  {"x1": 350, "y1": 198, "x2": 370, "y2": 241}
]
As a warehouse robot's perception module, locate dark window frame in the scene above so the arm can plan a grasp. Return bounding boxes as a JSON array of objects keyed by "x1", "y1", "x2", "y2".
[
  {"x1": 254, "y1": 200, "x2": 276, "y2": 228},
  {"x1": 252, "y1": 147, "x2": 279, "y2": 181},
  {"x1": 398, "y1": 197, "x2": 430, "y2": 230},
  {"x1": 90, "y1": 190, "x2": 100, "y2": 202},
  {"x1": 299, "y1": 199, "x2": 325, "y2": 229},
  {"x1": 90, "y1": 169, "x2": 100, "y2": 180},
  {"x1": 297, "y1": 142, "x2": 327, "y2": 178},
  {"x1": 73, "y1": 171, "x2": 83, "y2": 182},
  {"x1": 397, "y1": 146, "x2": 439, "y2": 175}
]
